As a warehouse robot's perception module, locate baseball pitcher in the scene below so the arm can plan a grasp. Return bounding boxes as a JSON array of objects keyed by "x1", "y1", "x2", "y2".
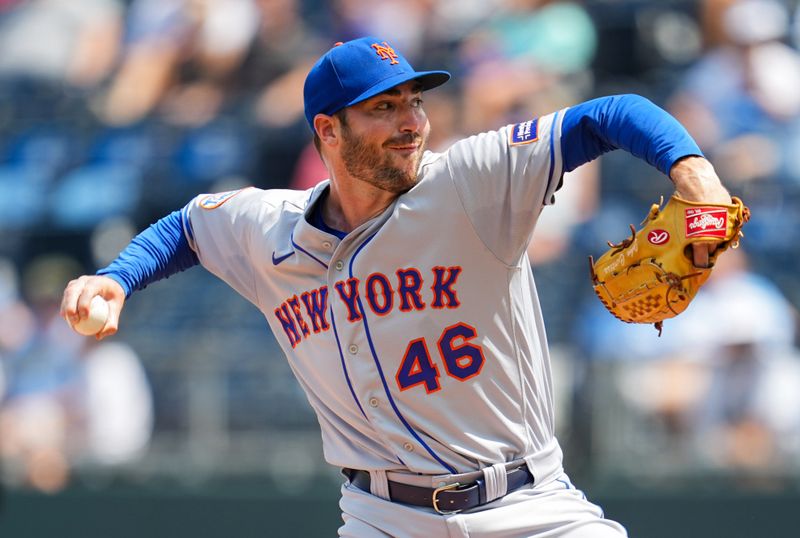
[{"x1": 61, "y1": 37, "x2": 739, "y2": 537}]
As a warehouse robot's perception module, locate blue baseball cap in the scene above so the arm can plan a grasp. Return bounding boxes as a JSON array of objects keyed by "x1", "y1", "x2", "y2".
[{"x1": 303, "y1": 37, "x2": 450, "y2": 132}]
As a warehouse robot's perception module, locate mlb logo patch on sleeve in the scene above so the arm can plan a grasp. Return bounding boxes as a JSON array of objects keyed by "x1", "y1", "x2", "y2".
[
  {"x1": 509, "y1": 119, "x2": 539, "y2": 146},
  {"x1": 199, "y1": 189, "x2": 243, "y2": 209}
]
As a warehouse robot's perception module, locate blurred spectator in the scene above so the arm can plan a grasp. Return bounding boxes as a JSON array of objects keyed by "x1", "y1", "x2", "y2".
[
  {"x1": 98, "y1": 0, "x2": 260, "y2": 126},
  {"x1": 692, "y1": 328, "x2": 800, "y2": 471},
  {"x1": 241, "y1": 0, "x2": 326, "y2": 128},
  {"x1": 0, "y1": 0, "x2": 123, "y2": 88},
  {"x1": 683, "y1": 248, "x2": 800, "y2": 471},
  {"x1": 331, "y1": 0, "x2": 437, "y2": 60},
  {"x1": 459, "y1": 0, "x2": 596, "y2": 133},
  {"x1": 76, "y1": 340, "x2": 153, "y2": 466},
  {"x1": 98, "y1": 0, "x2": 325, "y2": 129},
  {"x1": 669, "y1": 0, "x2": 800, "y2": 185},
  {"x1": 666, "y1": 0, "x2": 800, "y2": 287},
  {"x1": 227, "y1": 0, "x2": 328, "y2": 189},
  {"x1": 487, "y1": 0, "x2": 597, "y2": 75},
  {"x1": 595, "y1": 248, "x2": 800, "y2": 472},
  {"x1": 0, "y1": 256, "x2": 152, "y2": 492},
  {"x1": 0, "y1": 255, "x2": 86, "y2": 492},
  {"x1": 0, "y1": 257, "x2": 31, "y2": 432}
]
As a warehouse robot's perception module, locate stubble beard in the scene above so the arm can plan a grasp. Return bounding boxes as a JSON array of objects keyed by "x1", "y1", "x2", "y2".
[{"x1": 340, "y1": 123, "x2": 426, "y2": 195}]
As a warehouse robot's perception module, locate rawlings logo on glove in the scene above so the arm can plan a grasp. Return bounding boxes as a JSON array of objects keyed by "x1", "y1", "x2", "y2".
[
  {"x1": 685, "y1": 207, "x2": 728, "y2": 237},
  {"x1": 589, "y1": 194, "x2": 750, "y2": 334}
]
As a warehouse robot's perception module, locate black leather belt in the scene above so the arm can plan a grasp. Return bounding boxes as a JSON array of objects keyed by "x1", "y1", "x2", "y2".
[{"x1": 345, "y1": 465, "x2": 534, "y2": 514}]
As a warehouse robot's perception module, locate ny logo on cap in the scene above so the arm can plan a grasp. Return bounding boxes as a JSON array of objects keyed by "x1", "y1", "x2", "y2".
[{"x1": 371, "y1": 42, "x2": 399, "y2": 65}]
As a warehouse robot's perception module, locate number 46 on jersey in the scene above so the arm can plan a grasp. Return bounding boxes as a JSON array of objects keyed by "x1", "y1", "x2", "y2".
[{"x1": 396, "y1": 322, "x2": 486, "y2": 394}]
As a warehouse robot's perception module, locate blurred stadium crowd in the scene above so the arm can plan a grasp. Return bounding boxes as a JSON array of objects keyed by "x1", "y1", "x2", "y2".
[{"x1": 2, "y1": 0, "x2": 800, "y2": 496}]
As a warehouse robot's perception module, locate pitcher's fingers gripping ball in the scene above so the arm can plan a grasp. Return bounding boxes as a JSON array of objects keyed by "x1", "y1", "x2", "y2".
[
  {"x1": 589, "y1": 194, "x2": 750, "y2": 333},
  {"x1": 68, "y1": 295, "x2": 110, "y2": 336}
]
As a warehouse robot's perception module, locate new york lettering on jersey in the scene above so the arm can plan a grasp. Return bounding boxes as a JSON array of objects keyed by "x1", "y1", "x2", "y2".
[{"x1": 274, "y1": 266, "x2": 462, "y2": 348}]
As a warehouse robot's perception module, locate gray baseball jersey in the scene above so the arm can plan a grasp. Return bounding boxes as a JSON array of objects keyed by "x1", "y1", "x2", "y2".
[{"x1": 184, "y1": 111, "x2": 565, "y2": 477}]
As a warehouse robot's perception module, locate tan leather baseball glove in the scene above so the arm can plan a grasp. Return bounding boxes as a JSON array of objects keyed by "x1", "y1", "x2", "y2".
[{"x1": 589, "y1": 194, "x2": 750, "y2": 334}]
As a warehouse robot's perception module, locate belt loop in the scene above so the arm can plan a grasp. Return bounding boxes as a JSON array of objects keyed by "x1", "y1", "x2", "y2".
[
  {"x1": 369, "y1": 470, "x2": 391, "y2": 500},
  {"x1": 481, "y1": 463, "x2": 508, "y2": 503}
]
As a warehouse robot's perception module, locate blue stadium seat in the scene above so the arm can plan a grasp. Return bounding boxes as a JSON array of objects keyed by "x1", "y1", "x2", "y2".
[
  {"x1": 0, "y1": 165, "x2": 49, "y2": 228},
  {"x1": 173, "y1": 121, "x2": 250, "y2": 184},
  {"x1": 49, "y1": 164, "x2": 141, "y2": 230},
  {"x1": 3, "y1": 125, "x2": 79, "y2": 176},
  {"x1": 88, "y1": 127, "x2": 156, "y2": 168}
]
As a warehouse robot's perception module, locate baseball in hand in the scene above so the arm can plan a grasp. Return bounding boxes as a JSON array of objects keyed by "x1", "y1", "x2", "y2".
[{"x1": 71, "y1": 295, "x2": 110, "y2": 336}]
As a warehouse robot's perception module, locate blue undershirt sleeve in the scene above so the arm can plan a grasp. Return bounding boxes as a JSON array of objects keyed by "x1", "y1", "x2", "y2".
[
  {"x1": 97, "y1": 208, "x2": 199, "y2": 298},
  {"x1": 560, "y1": 94, "x2": 703, "y2": 175}
]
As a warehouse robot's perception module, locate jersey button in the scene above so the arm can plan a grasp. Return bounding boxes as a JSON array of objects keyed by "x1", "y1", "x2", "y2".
[
  {"x1": 335, "y1": 260, "x2": 344, "y2": 271},
  {"x1": 322, "y1": 241, "x2": 332, "y2": 249},
  {"x1": 348, "y1": 344, "x2": 358, "y2": 355},
  {"x1": 403, "y1": 442, "x2": 414, "y2": 452},
  {"x1": 368, "y1": 397, "x2": 379, "y2": 408}
]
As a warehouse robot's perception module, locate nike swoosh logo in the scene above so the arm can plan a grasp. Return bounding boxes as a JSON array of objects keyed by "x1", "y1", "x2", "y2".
[{"x1": 272, "y1": 251, "x2": 294, "y2": 265}]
